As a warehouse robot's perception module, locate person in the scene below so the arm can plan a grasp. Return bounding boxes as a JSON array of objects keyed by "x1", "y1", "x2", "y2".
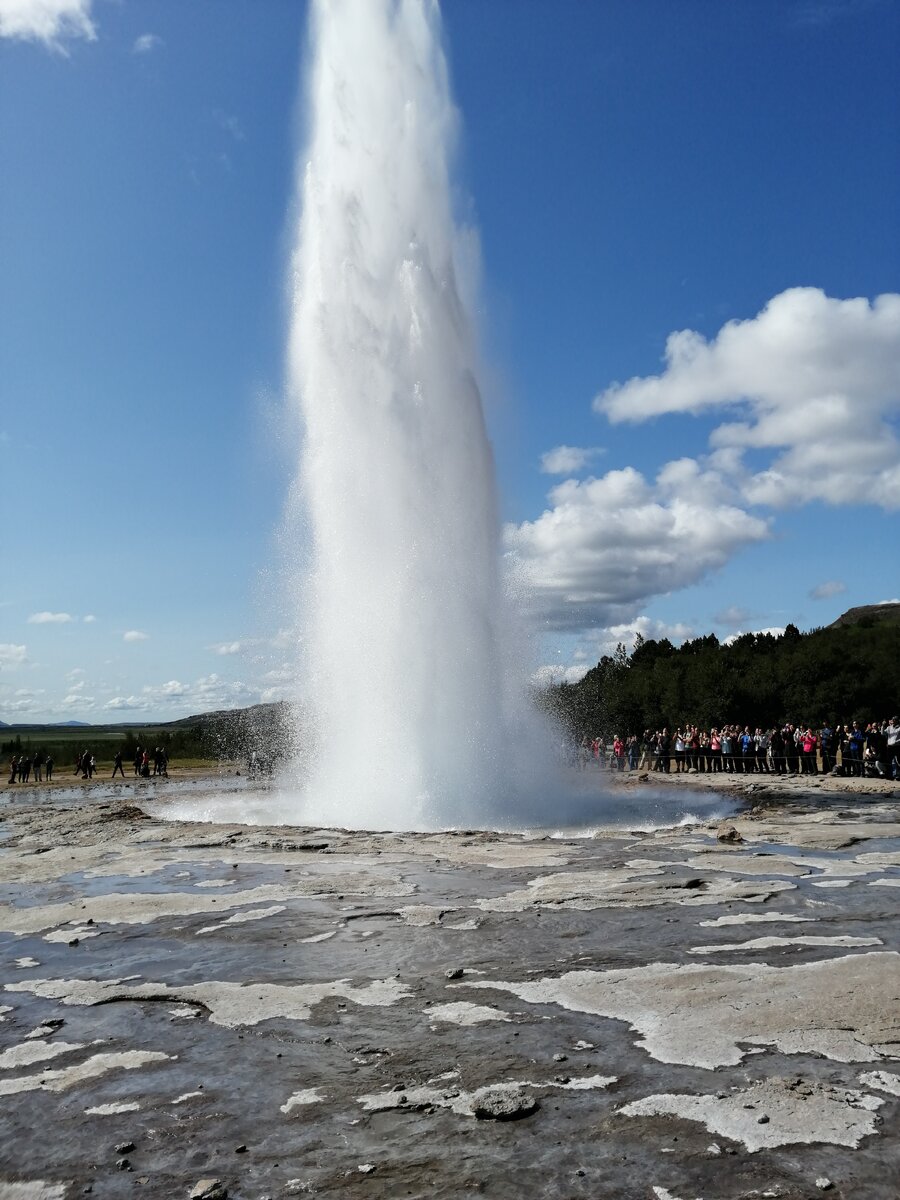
[
  {"x1": 7, "y1": 755, "x2": 18, "y2": 785},
  {"x1": 740, "y1": 727, "x2": 754, "y2": 773},
  {"x1": 637, "y1": 731, "x2": 653, "y2": 771},
  {"x1": 769, "y1": 726, "x2": 784, "y2": 774},
  {"x1": 33, "y1": 754, "x2": 43, "y2": 783},
  {"x1": 112, "y1": 750, "x2": 125, "y2": 779},
  {"x1": 755, "y1": 728, "x2": 769, "y2": 773},
  {"x1": 866, "y1": 723, "x2": 887, "y2": 778},
  {"x1": 627, "y1": 734, "x2": 638, "y2": 771},
  {"x1": 801, "y1": 728, "x2": 818, "y2": 775},
  {"x1": 133, "y1": 746, "x2": 143, "y2": 777},
  {"x1": 612, "y1": 735, "x2": 625, "y2": 771},
  {"x1": 158, "y1": 747, "x2": 169, "y2": 778},
  {"x1": 20, "y1": 754, "x2": 31, "y2": 784},
  {"x1": 884, "y1": 717, "x2": 900, "y2": 780},
  {"x1": 141, "y1": 749, "x2": 150, "y2": 778},
  {"x1": 45, "y1": 754, "x2": 53, "y2": 782},
  {"x1": 820, "y1": 722, "x2": 834, "y2": 774},
  {"x1": 673, "y1": 729, "x2": 685, "y2": 773},
  {"x1": 846, "y1": 723, "x2": 865, "y2": 777}
]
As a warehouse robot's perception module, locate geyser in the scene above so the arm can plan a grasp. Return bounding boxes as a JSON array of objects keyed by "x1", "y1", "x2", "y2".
[{"x1": 286, "y1": 0, "x2": 538, "y2": 829}]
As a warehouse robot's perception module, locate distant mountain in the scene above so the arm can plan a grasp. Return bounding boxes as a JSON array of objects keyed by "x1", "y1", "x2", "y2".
[{"x1": 828, "y1": 602, "x2": 900, "y2": 629}]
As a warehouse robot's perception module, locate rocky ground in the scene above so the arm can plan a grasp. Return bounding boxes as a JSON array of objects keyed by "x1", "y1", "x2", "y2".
[{"x1": 0, "y1": 773, "x2": 898, "y2": 1200}]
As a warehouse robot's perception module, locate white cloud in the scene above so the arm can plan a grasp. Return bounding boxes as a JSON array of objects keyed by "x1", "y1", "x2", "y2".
[
  {"x1": 595, "y1": 289, "x2": 900, "y2": 510},
  {"x1": 210, "y1": 641, "x2": 242, "y2": 656},
  {"x1": 62, "y1": 692, "x2": 94, "y2": 709},
  {"x1": 0, "y1": 643, "x2": 28, "y2": 667},
  {"x1": 83, "y1": 614, "x2": 96, "y2": 623},
  {"x1": 723, "y1": 627, "x2": 787, "y2": 645},
  {"x1": 132, "y1": 32, "x2": 162, "y2": 54},
  {"x1": 66, "y1": 667, "x2": 85, "y2": 679},
  {"x1": 103, "y1": 695, "x2": 147, "y2": 711},
  {"x1": 28, "y1": 611, "x2": 73, "y2": 624},
  {"x1": 123, "y1": 630, "x2": 149, "y2": 643},
  {"x1": 505, "y1": 460, "x2": 769, "y2": 632},
  {"x1": 539, "y1": 445, "x2": 605, "y2": 475},
  {"x1": 810, "y1": 579, "x2": 847, "y2": 600},
  {"x1": 0, "y1": 0, "x2": 96, "y2": 52}
]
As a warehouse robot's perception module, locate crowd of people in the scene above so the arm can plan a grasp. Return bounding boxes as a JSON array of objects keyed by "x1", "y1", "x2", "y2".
[
  {"x1": 578, "y1": 718, "x2": 900, "y2": 780},
  {"x1": 6, "y1": 752, "x2": 54, "y2": 784},
  {"x1": 5, "y1": 743, "x2": 170, "y2": 785}
]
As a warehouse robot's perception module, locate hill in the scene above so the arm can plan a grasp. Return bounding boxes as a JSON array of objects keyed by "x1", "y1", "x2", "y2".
[{"x1": 828, "y1": 602, "x2": 900, "y2": 629}]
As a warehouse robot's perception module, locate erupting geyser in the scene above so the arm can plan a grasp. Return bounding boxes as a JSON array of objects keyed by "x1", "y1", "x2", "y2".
[{"x1": 286, "y1": 0, "x2": 541, "y2": 829}]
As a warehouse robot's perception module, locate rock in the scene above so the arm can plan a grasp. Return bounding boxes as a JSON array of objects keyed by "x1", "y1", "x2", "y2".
[
  {"x1": 472, "y1": 1086, "x2": 538, "y2": 1121},
  {"x1": 234, "y1": 1144, "x2": 247, "y2": 1154},
  {"x1": 115, "y1": 1141, "x2": 135, "y2": 1154},
  {"x1": 717, "y1": 824, "x2": 744, "y2": 844},
  {"x1": 358, "y1": 1164, "x2": 376, "y2": 1174},
  {"x1": 190, "y1": 1181, "x2": 228, "y2": 1200},
  {"x1": 757, "y1": 1114, "x2": 769, "y2": 1123},
  {"x1": 816, "y1": 1180, "x2": 833, "y2": 1192},
  {"x1": 445, "y1": 967, "x2": 464, "y2": 980},
  {"x1": 116, "y1": 1158, "x2": 131, "y2": 1171},
  {"x1": 552, "y1": 1053, "x2": 568, "y2": 1062}
]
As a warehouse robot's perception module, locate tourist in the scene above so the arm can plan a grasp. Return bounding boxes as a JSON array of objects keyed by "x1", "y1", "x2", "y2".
[
  {"x1": 112, "y1": 750, "x2": 125, "y2": 779},
  {"x1": 886, "y1": 717, "x2": 900, "y2": 780},
  {"x1": 820, "y1": 722, "x2": 834, "y2": 773},
  {"x1": 45, "y1": 754, "x2": 53, "y2": 782}
]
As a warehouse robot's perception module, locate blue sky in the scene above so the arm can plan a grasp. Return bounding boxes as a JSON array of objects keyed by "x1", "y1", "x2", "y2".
[{"x1": 1, "y1": 0, "x2": 898, "y2": 722}]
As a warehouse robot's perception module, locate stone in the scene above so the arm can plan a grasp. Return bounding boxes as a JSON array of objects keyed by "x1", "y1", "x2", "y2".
[
  {"x1": 116, "y1": 1158, "x2": 131, "y2": 1171},
  {"x1": 445, "y1": 967, "x2": 464, "y2": 980},
  {"x1": 717, "y1": 824, "x2": 744, "y2": 844},
  {"x1": 471, "y1": 1085, "x2": 538, "y2": 1121},
  {"x1": 358, "y1": 1164, "x2": 376, "y2": 1174},
  {"x1": 815, "y1": 1180, "x2": 833, "y2": 1192},
  {"x1": 115, "y1": 1141, "x2": 135, "y2": 1154},
  {"x1": 190, "y1": 1181, "x2": 228, "y2": 1200}
]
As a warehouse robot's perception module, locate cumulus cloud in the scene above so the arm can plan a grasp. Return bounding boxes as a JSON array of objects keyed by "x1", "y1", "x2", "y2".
[
  {"x1": 0, "y1": 643, "x2": 28, "y2": 667},
  {"x1": 809, "y1": 579, "x2": 847, "y2": 600},
  {"x1": 0, "y1": 0, "x2": 96, "y2": 52},
  {"x1": 132, "y1": 32, "x2": 162, "y2": 54},
  {"x1": 539, "y1": 445, "x2": 605, "y2": 475},
  {"x1": 28, "y1": 611, "x2": 73, "y2": 624},
  {"x1": 210, "y1": 641, "x2": 242, "y2": 656},
  {"x1": 595, "y1": 289, "x2": 900, "y2": 510},
  {"x1": 123, "y1": 630, "x2": 149, "y2": 642},
  {"x1": 82, "y1": 614, "x2": 96, "y2": 623},
  {"x1": 505, "y1": 460, "x2": 769, "y2": 632}
]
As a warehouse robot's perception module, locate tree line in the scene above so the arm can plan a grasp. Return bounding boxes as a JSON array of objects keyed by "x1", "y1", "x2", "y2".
[{"x1": 543, "y1": 620, "x2": 899, "y2": 739}]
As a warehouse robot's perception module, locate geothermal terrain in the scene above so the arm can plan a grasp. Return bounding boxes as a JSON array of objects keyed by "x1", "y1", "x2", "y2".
[{"x1": 1, "y1": 777, "x2": 899, "y2": 1200}]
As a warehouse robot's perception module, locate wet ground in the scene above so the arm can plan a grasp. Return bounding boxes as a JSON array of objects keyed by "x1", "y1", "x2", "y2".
[{"x1": 0, "y1": 779, "x2": 898, "y2": 1199}]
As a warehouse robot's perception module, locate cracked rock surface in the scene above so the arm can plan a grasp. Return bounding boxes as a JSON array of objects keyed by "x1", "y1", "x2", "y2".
[{"x1": 0, "y1": 787, "x2": 898, "y2": 1198}]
